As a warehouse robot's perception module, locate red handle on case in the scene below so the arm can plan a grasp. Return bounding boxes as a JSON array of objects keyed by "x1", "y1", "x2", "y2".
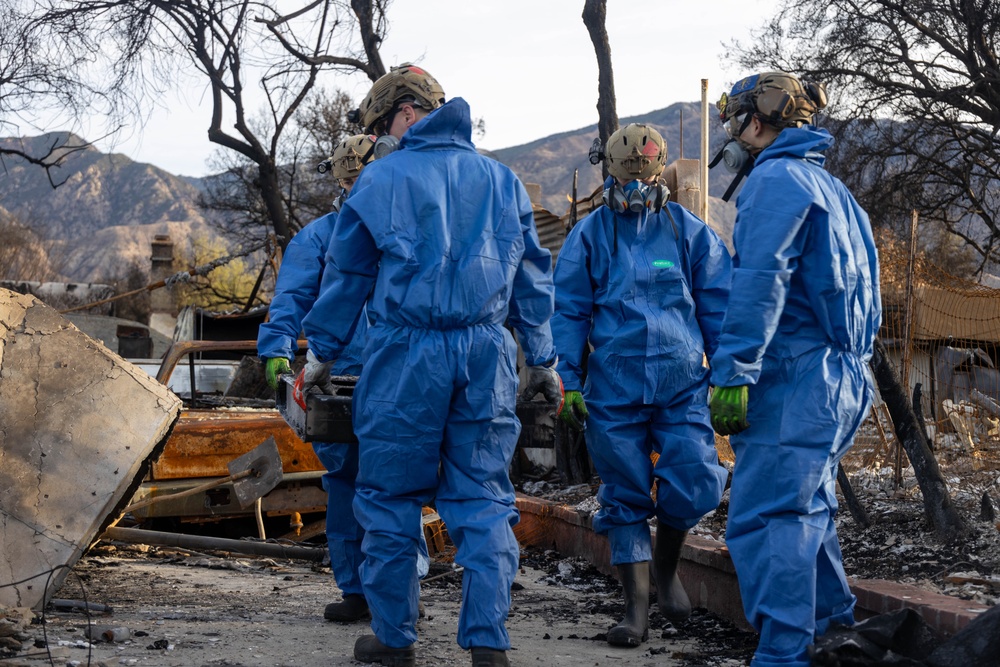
[{"x1": 292, "y1": 369, "x2": 308, "y2": 410}]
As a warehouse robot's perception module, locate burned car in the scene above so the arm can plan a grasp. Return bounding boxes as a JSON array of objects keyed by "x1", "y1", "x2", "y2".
[
  {"x1": 127, "y1": 340, "x2": 328, "y2": 536},
  {"x1": 127, "y1": 340, "x2": 587, "y2": 537}
]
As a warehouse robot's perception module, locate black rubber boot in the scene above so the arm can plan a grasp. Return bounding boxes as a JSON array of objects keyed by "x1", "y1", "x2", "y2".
[
  {"x1": 654, "y1": 524, "x2": 692, "y2": 622},
  {"x1": 324, "y1": 594, "x2": 371, "y2": 622},
  {"x1": 606, "y1": 561, "x2": 650, "y2": 647},
  {"x1": 470, "y1": 647, "x2": 510, "y2": 666},
  {"x1": 353, "y1": 635, "x2": 416, "y2": 667}
]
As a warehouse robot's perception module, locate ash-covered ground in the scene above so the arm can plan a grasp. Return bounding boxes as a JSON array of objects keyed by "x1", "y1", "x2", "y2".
[
  {"x1": 4, "y1": 441, "x2": 997, "y2": 666},
  {"x1": 515, "y1": 547, "x2": 759, "y2": 666}
]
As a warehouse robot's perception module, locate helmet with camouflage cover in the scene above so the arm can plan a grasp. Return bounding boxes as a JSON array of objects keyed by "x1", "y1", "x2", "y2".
[
  {"x1": 354, "y1": 63, "x2": 446, "y2": 135},
  {"x1": 717, "y1": 71, "x2": 828, "y2": 130},
  {"x1": 605, "y1": 123, "x2": 667, "y2": 182},
  {"x1": 329, "y1": 134, "x2": 377, "y2": 180}
]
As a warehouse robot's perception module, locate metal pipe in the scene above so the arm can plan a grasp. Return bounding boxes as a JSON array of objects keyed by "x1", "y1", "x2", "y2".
[{"x1": 102, "y1": 526, "x2": 326, "y2": 561}]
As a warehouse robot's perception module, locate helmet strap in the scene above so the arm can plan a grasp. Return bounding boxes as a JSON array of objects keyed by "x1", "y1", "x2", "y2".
[
  {"x1": 710, "y1": 112, "x2": 754, "y2": 168},
  {"x1": 361, "y1": 141, "x2": 377, "y2": 164},
  {"x1": 721, "y1": 155, "x2": 755, "y2": 202},
  {"x1": 331, "y1": 191, "x2": 346, "y2": 212}
]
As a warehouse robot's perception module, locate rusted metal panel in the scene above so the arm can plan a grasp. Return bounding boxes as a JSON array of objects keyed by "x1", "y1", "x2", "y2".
[{"x1": 151, "y1": 409, "x2": 322, "y2": 479}]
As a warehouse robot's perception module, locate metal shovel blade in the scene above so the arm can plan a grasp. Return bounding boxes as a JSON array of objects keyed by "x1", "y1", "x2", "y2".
[{"x1": 227, "y1": 436, "x2": 284, "y2": 509}]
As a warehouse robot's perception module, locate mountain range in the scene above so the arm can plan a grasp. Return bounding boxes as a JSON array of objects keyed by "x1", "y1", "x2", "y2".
[{"x1": 0, "y1": 104, "x2": 736, "y2": 284}]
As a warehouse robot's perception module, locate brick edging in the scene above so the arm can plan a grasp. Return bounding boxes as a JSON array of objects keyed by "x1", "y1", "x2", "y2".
[{"x1": 513, "y1": 494, "x2": 990, "y2": 637}]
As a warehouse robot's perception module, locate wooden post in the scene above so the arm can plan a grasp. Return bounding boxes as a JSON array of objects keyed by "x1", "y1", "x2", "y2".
[
  {"x1": 679, "y1": 107, "x2": 684, "y2": 159},
  {"x1": 700, "y1": 79, "x2": 710, "y2": 223},
  {"x1": 896, "y1": 210, "x2": 919, "y2": 486}
]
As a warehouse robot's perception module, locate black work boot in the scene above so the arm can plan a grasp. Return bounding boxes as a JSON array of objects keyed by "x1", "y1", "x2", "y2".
[
  {"x1": 470, "y1": 647, "x2": 510, "y2": 666},
  {"x1": 324, "y1": 594, "x2": 371, "y2": 622},
  {"x1": 606, "y1": 561, "x2": 650, "y2": 647},
  {"x1": 654, "y1": 524, "x2": 692, "y2": 622},
  {"x1": 353, "y1": 634, "x2": 416, "y2": 667}
]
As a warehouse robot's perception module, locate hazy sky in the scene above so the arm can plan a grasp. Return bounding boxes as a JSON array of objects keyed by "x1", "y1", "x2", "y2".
[{"x1": 81, "y1": 0, "x2": 774, "y2": 177}]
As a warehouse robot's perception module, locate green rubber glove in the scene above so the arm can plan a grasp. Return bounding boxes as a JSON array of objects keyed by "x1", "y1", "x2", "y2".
[
  {"x1": 264, "y1": 357, "x2": 292, "y2": 390},
  {"x1": 709, "y1": 385, "x2": 749, "y2": 436},
  {"x1": 559, "y1": 390, "x2": 589, "y2": 431}
]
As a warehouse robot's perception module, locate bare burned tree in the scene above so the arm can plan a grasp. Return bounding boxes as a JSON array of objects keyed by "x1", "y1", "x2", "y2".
[
  {"x1": 200, "y1": 87, "x2": 357, "y2": 251},
  {"x1": 33, "y1": 0, "x2": 391, "y2": 250},
  {"x1": 0, "y1": 212, "x2": 63, "y2": 281},
  {"x1": 581, "y1": 0, "x2": 617, "y2": 181},
  {"x1": 0, "y1": 2, "x2": 108, "y2": 186},
  {"x1": 108, "y1": 260, "x2": 152, "y2": 324},
  {"x1": 733, "y1": 0, "x2": 1000, "y2": 274},
  {"x1": 290, "y1": 88, "x2": 359, "y2": 223}
]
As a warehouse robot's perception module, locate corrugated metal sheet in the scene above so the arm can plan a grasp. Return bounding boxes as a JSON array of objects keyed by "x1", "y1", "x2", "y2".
[
  {"x1": 533, "y1": 204, "x2": 566, "y2": 261},
  {"x1": 531, "y1": 185, "x2": 603, "y2": 264}
]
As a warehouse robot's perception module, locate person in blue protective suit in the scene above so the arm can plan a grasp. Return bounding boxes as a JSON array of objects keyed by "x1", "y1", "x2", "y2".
[
  {"x1": 256, "y1": 133, "x2": 428, "y2": 624},
  {"x1": 708, "y1": 72, "x2": 881, "y2": 667},
  {"x1": 300, "y1": 63, "x2": 561, "y2": 667},
  {"x1": 258, "y1": 133, "x2": 377, "y2": 392},
  {"x1": 551, "y1": 123, "x2": 731, "y2": 648}
]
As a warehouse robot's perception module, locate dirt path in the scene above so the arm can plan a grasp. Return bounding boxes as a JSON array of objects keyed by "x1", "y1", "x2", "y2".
[{"x1": 4, "y1": 545, "x2": 752, "y2": 667}]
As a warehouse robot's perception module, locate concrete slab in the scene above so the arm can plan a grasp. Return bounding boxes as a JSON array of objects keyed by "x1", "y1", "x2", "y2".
[{"x1": 0, "y1": 289, "x2": 181, "y2": 610}]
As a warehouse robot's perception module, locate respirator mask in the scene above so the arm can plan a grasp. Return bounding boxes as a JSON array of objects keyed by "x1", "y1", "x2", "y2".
[
  {"x1": 373, "y1": 135, "x2": 400, "y2": 159},
  {"x1": 717, "y1": 140, "x2": 752, "y2": 175},
  {"x1": 709, "y1": 111, "x2": 756, "y2": 201},
  {"x1": 603, "y1": 179, "x2": 667, "y2": 215}
]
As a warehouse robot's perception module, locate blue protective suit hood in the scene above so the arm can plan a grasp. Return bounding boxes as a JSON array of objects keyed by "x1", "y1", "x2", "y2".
[
  {"x1": 399, "y1": 97, "x2": 477, "y2": 153},
  {"x1": 754, "y1": 125, "x2": 833, "y2": 168},
  {"x1": 303, "y1": 96, "x2": 555, "y2": 365}
]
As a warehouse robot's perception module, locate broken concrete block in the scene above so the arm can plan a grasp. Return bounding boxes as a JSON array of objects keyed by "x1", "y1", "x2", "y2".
[{"x1": 0, "y1": 288, "x2": 181, "y2": 610}]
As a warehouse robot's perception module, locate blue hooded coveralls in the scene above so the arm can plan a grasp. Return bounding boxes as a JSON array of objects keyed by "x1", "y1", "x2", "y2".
[
  {"x1": 709, "y1": 127, "x2": 881, "y2": 667},
  {"x1": 552, "y1": 199, "x2": 731, "y2": 565},
  {"x1": 302, "y1": 98, "x2": 556, "y2": 650},
  {"x1": 256, "y1": 211, "x2": 374, "y2": 600}
]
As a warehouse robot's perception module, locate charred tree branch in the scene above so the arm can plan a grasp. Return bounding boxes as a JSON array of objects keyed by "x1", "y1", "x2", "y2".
[{"x1": 870, "y1": 338, "x2": 969, "y2": 542}]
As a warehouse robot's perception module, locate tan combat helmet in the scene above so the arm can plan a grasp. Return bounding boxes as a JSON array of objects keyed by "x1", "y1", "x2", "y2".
[
  {"x1": 354, "y1": 63, "x2": 446, "y2": 135},
  {"x1": 329, "y1": 134, "x2": 378, "y2": 180},
  {"x1": 718, "y1": 71, "x2": 828, "y2": 129},
  {"x1": 605, "y1": 123, "x2": 667, "y2": 182}
]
